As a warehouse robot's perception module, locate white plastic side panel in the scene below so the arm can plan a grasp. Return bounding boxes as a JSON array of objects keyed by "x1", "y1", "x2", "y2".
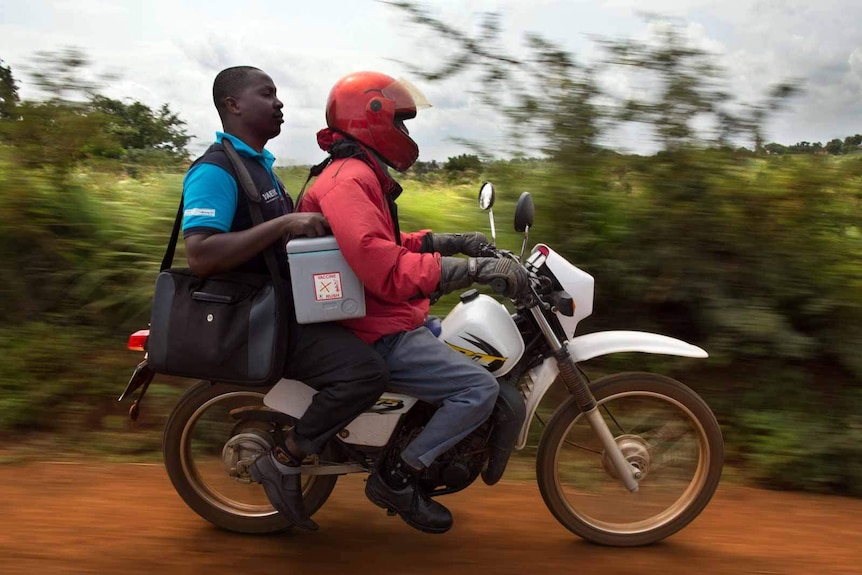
[
  {"x1": 338, "y1": 408, "x2": 410, "y2": 447},
  {"x1": 264, "y1": 379, "x2": 316, "y2": 418},
  {"x1": 568, "y1": 331, "x2": 708, "y2": 362},
  {"x1": 263, "y1": 378, "x2": 418, "y2": 447},
  {"x1": 440, "y1": 294, "x2": 525, "y2": 377}
]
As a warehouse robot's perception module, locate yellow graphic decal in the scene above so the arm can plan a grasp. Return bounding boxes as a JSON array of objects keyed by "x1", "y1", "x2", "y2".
[
  {"x1": 367, "y1": 398, "x2": 405, "y2": 413},
  {"x1": 446, "y1": 342, "x2": 507, "y2": 364},
  {"x1": 374, "y1": 398, "x2": 403, "y2": 409}
]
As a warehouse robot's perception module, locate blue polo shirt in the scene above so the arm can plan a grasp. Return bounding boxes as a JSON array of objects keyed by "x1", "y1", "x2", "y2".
[{"x1": 182, "y1": 132, "x2": 284, "y2": 235}]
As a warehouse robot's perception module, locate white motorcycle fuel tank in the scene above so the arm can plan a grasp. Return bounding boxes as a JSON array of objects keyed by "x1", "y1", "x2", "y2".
[{"x1": 439, "y1": 290, "x2": 525, "y2": 377}]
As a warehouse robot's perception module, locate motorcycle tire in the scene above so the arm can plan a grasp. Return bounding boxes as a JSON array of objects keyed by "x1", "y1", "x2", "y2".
[
  {"x1": 536, "y1": 372, "x2": 723, "y2": 547},
  {"x1": 163, "y1": 380, "x2": 338, "y2": 534}
]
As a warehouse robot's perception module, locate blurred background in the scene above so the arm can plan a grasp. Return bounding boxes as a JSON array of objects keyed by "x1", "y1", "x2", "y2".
[{"x1": 0, "y1": 0, "x2": 860, "y2": 500}]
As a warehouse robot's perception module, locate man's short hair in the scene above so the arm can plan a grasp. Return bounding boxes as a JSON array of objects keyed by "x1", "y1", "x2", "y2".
[{"x1": 213, "y1": 66, "x2": 261, "y2": 117}]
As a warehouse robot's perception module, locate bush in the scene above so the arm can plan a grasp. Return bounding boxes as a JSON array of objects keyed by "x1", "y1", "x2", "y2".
[{"x1": 733, "y1": 408, "x2": 862, "y2": 496}]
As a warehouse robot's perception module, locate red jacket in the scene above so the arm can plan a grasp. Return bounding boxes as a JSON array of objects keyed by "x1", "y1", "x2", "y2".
[{"x1": 298, "y1": 155, "x2": 442, "y2": 344}]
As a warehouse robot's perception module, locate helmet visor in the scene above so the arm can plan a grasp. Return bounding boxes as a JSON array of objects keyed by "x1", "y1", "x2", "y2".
[{"x1": 384, "y1": 77, "x2": 431, "y2": 119}]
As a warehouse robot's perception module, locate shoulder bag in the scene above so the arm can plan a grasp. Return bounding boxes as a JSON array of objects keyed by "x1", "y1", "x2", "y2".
[{"x1": 146, "y1": 138, "x2": 288, "y2": 386}]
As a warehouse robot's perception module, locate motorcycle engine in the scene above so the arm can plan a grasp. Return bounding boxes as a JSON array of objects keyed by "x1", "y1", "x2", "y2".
[
  {"x1": 389, "y1": 411, "x2": 491, "y2": 495},
  {"x1": 384, "y1": 405, "x2": 491, "y2": 494},
  {"x1": 423, "y1": 427, "x2": 488, "y2": 493}
]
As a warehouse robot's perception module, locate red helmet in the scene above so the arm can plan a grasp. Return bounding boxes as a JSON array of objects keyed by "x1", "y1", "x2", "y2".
[{"x1": 326, "y1": 71, "x2": 429, "y2": 172}]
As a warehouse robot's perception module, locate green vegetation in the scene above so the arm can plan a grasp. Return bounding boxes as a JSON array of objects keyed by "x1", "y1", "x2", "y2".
[
  {"x1": 387, "y1": 2, "x2": 862, "y2": 495},
  {"x1": 0, "y1": 49, "x2": 189, "y2": 177},
  {"x1": 2, "y1": 151, "x2": 860, "y2": 494},
  {"x1": 2, "y1": 26, "x2": 861, "y2": 497}
]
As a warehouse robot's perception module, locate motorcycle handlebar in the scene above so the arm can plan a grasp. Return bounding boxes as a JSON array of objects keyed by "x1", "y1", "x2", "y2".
[
  {"x1": 476, "y1": 245, "x2": 543, "y2": 304},
  {"x1": 478, "y1": 243, "x2": 499, "y2": 258}
]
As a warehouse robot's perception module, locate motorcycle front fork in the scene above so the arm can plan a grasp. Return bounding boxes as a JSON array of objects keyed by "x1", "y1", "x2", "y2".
[{"x1": 529, "y1": 308, "x2": 640, "y2": 492}]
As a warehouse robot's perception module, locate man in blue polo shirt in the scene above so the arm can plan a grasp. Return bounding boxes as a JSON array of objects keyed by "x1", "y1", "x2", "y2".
[{"x1": 182, "y1": 66, "x2": 390, "y2": 532}]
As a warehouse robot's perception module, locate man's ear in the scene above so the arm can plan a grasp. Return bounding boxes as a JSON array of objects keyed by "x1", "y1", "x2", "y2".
[{"x1": 224, "y1": 96, "x2": 240, "y2": 115}]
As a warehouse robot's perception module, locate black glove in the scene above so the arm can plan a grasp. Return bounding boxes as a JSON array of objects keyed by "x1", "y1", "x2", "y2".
[
  {"x1": 437, "y1": 256, "x2": 530, "y2": 299},
  {"x1": 421, "y1": 232, "x2": 489, "y2": 257}
]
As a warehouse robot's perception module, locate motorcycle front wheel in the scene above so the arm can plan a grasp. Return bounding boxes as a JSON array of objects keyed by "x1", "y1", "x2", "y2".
[
  {"x1": 163, "y1": 380, "x2": 338, "y2": 534},
  {"x1": 536, "y1": 372, "x2": 723, "y2": 547}
]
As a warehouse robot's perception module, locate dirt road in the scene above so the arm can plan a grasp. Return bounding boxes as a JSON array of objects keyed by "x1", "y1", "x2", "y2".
[{"x1": 1, "y1": 461, "x2": 860, "y2": 575}]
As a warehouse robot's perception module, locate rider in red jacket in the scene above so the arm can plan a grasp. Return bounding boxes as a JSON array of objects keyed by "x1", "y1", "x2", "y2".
[
  {"x1": 298, "y1": 72, "x2": 530, "y2": 534},
  {"x1": 299, "y1": 129, "x2": 440, "y2": 344}
]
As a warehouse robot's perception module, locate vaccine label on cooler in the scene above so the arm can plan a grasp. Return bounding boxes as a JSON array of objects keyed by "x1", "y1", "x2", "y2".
[{"x1": 314, "y1": 272, "x2": 343, "y2": 301}]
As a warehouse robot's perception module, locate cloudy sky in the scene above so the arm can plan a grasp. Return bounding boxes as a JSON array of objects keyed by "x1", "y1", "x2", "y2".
[{"x1": 1, "y1": 0, "x2": 860, "y2": 164}]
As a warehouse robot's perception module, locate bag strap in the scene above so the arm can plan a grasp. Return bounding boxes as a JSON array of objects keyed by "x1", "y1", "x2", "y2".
[
  {"x1": 220, "y1": 138, "x2": 286, "y2": 295},
  {"x1": 159, "y1": 138, "x2": 286, "y2": 294},
  {"x1": 293, "y1": 155, "x2": 334, "y2": 211},
  {"x1": 160, "y1": 199, "x2": 183, "y2": 272}
]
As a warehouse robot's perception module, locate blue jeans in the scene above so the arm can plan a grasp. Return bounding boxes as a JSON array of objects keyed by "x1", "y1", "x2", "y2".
[{"x1": 372, "y1": 327, "x2": 500, "y2": 469}]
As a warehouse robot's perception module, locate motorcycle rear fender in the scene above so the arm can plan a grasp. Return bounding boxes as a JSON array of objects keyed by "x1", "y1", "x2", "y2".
[
  {"x1": 263, "y1": 379, "x2": 417, "y2": 448},
  {"x1": 514, "y1": 331, "x2": 707, "y2": 450}
]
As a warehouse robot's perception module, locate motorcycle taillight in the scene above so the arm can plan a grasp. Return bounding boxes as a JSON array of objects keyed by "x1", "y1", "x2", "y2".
[{"x1": 127, "y1": 329, "x2": 150, "y2": 351}]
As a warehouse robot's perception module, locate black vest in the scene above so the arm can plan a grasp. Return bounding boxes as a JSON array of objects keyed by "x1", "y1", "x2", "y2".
[{"x1": 190, "y1": 143, "x2": 293, "y2": 279}]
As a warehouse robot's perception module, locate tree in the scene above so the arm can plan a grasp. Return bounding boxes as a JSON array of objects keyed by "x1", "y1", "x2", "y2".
[
  {"x1": 842, "y1": 134, "x2": 862, "y2": 153},
  {"x1": 600, "y1": 26, "x2": 799, "y2": 153},
  {"x1": 388, "y1": 3, "x2": 798, "y2": 158},
  {"x1": 90, "y1": 96, "x2": 190, "y2": 160},
  {"x1": 0, "y1": 49, "x2": 118, "y2": 173},
  {"x1": 387, "y1": 2, "x2": 604, "y2": 164},
  {"x1": 27, "y1": 47, "x2": 104, "y2": 104},
  {"x1": 0, "y1": 48, "x2": 191, "y2": 171},
  {"x1": 826, "y1": 138, "x2": 843, "y2": 155},
  {"x1": 0, "y1": 59, "x2": 20, "y2": 119},
  {"x1": 444, "y1": 153, "x2": 482, "y2": 173},
  {"x1": 601, "y1": 25, "x2": 727, "y2": 149},
  {"x1": 408, "y1": 160, "x2": 440, "y2": 176}
]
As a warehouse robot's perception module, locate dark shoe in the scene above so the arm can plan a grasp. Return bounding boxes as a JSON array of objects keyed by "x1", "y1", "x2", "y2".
[
  {"x1": 250, "y1": 451, "x2": 319, "y2": 531},
  {"x1": 365, "y1": 468, "x2": 453, "y2": 534}
]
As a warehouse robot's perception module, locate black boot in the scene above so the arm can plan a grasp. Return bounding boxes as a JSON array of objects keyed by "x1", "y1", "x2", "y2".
[
  {"x1": 250, "y1": 446, "x2": 319, "y2": 531},
  {"x1": 365, "y1": 458, "x2": 453, "y2": 534}
]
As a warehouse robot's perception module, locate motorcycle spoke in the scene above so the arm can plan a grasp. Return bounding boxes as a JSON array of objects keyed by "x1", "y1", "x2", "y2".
[
  {"x1": 534, "y1": 411, "x2": 547, "y2": 428},
  {"x1": 180, "y1": 391, "x2": 291, "y2": 515},
  {"x1": 550, "y1": 388, "x2": 711, "y2": 536},
  {"x1": 563, "y1": 438, "x2": 603, "y2": 455},
  {"x1": 601, "y1": 404, "x2": 628, "y2": 435}
]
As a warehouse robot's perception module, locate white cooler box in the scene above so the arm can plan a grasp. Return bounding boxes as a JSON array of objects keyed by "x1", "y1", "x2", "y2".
[{"x1": 286, "y1": 236, "x2": 366, "y2": 324}]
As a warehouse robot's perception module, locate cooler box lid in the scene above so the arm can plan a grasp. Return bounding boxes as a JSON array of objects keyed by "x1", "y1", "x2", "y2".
[{"x1": 287, "y1": 236, "x2": 340, "y2": 255}]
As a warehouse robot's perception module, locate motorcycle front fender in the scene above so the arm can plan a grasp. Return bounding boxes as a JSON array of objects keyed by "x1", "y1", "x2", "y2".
[
  {"x1": 568, "y1": 330, "x2": 708, "y2": 362},
  {"x1": 513, "y1": 331, "x2": 706, "y2": 450}
]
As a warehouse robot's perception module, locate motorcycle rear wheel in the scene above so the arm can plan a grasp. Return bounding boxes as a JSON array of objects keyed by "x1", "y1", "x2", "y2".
[
  {"x1": 536, "y1": 372, "x2": 723, "y2": 546},
  {"x1": 163, "y1": 380, "x2": 338, "y2": 534}
]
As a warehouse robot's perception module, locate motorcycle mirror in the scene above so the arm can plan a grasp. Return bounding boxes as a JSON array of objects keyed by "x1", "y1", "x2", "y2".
[
  {"x1": 514, "y1": 192, "x2": 534, "y2": 262},
  {"x1": 479, "y1": 181, "x2": 497, "y2": 246},
  {"x1": 478, "y1": 182, "x2": 495, "y2": 210},
  {"x1": 514, "y1": 192, "x2": 534, "y2": 232}
]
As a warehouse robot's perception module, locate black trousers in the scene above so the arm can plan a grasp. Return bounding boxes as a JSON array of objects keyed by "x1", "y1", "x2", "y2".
[{"x1": 282, "y1": 320, "x2": 389, "y2": 455}]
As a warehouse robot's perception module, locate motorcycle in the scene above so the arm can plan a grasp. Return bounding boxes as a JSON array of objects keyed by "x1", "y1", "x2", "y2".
[{"x1": 120, "y1": 182, "x2": 723, "y2": 547}]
